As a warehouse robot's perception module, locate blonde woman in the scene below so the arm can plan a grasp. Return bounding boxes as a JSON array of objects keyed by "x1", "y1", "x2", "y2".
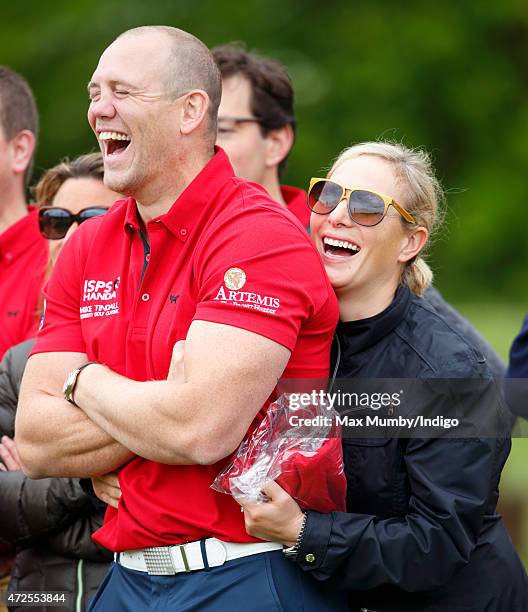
[{"x1": 238, "y1": 142, "x2": 528, "y2": 611}]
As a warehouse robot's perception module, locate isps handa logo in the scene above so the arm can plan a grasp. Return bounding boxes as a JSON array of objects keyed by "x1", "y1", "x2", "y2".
[
  {"x1": 214, "y1": 268, "x2": 280, "y2": 315},
  {"x1": 80, "y1": 277, "x2": 120, "y2": 320},
  {"x1": 83, "y1": 277, "x2": 120, "y2": 301}
]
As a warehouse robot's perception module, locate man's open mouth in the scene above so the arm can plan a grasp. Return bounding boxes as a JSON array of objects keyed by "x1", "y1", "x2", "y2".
[
  {"x1": 99, "y1": 131, "x2": 131, "y2": 156},
  {"x1": 323, "y1": 236, "x2": 361, "y2": 258}
]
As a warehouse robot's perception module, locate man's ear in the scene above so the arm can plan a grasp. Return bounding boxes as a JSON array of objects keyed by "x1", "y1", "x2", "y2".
[
  {"x1": 179, "y1": 90, "x2": 210, "y2": 136},
  {"x1": 398, "y1": 226, "x2": 429, "y2": 263},
  {"x1": 10, "y1": 130, "x2": 35, "y2": 176},
  {"x1": 264, "y1": 124, "x2": 294, "y2": 170}
]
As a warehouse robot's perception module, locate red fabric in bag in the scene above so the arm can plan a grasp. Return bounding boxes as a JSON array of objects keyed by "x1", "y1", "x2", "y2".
[{"x1": 212, "y1": 396, "x2": 347, "y2": 512}]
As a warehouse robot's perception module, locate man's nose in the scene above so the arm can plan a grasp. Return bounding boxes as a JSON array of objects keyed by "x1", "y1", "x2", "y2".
[{"x1": 89, "y1": 92, "x2": 117, "y2": 120}]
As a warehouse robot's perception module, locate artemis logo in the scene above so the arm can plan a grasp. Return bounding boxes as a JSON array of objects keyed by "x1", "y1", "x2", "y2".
[
  {"x1": 224, "y1": 267, "x2": 246, "y2": 291},
  {"x1": 83, "y1": 277, "x2": 120, "y2": 301},
  {"x1": 214, "y1": 285, "x2": 280, "y2": 314}
]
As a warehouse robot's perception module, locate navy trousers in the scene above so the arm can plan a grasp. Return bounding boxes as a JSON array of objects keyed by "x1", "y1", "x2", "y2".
[{"x1": 87, "y1": 551, "x2": 347, "y2": 611}]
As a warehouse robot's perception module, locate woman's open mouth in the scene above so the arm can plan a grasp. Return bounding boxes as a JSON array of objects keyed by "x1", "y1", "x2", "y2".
[{"x1": 323, "y1": 236, "x2": 361, "y2": 258}]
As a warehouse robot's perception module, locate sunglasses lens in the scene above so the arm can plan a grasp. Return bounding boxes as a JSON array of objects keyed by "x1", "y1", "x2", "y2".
[
  {"x1": 39, "y1": 209, "x2": 73, "y2": 239},
  {"x1": 78, "y1": 208, "x2": 108, "y2": 224},
  {"x1": 349, "y1": 190, "x2": 385, "y2": 226},
  {"x1": 308, "y1": 181, "x2": 343, "y2": 214}
]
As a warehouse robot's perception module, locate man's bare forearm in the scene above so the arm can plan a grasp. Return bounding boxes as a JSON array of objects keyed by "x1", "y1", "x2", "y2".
[
  {"x1": 15, "y1": 391, "x2": 134, "y2": 478},
  {"x1": 73, "y1": 322, "x2": 291, "y2": 466},
  {"x1": 75, "y1": 364, "x2": 213, "y2": 465}
]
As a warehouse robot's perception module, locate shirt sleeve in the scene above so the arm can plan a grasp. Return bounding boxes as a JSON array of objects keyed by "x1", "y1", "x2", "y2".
[
  {"x1": 192, "y1": 204, "x2": 331, "y2": 351},
  {"x1": 31, "y1": 231, "x2": 86, "y2": 355}
]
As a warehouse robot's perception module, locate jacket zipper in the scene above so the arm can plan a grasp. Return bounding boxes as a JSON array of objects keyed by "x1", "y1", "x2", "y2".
[{"x1": 76, "y1": 559, "x2": 84, "y2": 612}]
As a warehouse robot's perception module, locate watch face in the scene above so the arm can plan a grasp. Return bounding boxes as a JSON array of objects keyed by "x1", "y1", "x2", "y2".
[{"x1": 63, "y1": 370, "x2": 77, "y2": 398}]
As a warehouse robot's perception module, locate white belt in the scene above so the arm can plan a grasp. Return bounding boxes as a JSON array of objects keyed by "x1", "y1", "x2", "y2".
[{"x1": 116, "y1": 538, "x2": 283, "y2": 575}]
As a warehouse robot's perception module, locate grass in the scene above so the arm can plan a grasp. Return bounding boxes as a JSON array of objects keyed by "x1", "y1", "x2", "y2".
[{"x1": 455, "y1": 301, "x2": 528, "y2": 566}]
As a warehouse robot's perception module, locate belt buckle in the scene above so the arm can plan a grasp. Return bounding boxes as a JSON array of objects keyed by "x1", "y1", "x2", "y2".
[{"x1": 143, "y1": 546, "x2": 176, "y2": 575}]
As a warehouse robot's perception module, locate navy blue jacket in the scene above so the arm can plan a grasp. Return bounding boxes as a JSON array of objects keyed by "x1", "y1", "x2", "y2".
[
  {"x1": 295, "y1": 286, "x2": 527, "y2": 611},
  {"x1": 425, "y1": 286, "x2": 505, "y2": 379},
  {"x1": 505, "y1": 315, "x2": 528, "y2": 418}
]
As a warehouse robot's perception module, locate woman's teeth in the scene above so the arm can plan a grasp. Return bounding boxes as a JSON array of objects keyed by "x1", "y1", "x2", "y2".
[{"x1": 323, "y1": 237, "x2": 361, "y2": 255}]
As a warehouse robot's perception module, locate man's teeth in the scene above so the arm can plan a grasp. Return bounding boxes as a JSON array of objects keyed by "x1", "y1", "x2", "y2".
[
  {"x1": 324, "y1": 237, "x2": 360, "y2": 251},
  {"x1": 99, "y1": 131, "x2": 131, "y2": 141}
]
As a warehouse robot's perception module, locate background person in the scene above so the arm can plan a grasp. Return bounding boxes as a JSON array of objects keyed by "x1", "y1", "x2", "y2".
[
  {"x1": 504, "y1": 316, "x2": 528, "y2": 419},
  {"x1": 0, "y1": 67, "x2": 47, "y2": 360},
  {"x1": 0, "y1": 64, "x2": 46, "y2": 612},
  {"x1": 213, "y1": 44, "x2": 309, "y2": 227},
  {"x1": 212, "y1": 44, "x2": 506, "y2": 379},
  {"x1": 0, "y1": 152, "x2": 119, "y2": 612},
  {"x1": 237, "y1": 141, "x2": 528, "y2": 611}
]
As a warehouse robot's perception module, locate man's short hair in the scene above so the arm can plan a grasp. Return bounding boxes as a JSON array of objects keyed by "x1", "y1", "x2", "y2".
[
  {"x1": 0, "y1": 66, "x2": 38, "y2": 183},
  {"x1": 118, "y1": 27, "x2": 221, "y2": 140},
  {"x1": 212, "y1": 44, "x2": 295, "y2": 177}
]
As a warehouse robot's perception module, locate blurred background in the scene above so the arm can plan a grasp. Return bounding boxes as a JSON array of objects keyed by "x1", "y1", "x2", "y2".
[{"x1": 2, "y1": 0, "x2": 527, "y2": 563}]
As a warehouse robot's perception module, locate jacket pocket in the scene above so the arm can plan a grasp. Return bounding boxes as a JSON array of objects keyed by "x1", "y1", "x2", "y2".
[
  {"x1": 343, "y1": 437, "x2": 391, "y2": 446},
  {"x1": 342, "y1": 438, "x2": 409, "y2": 517}
]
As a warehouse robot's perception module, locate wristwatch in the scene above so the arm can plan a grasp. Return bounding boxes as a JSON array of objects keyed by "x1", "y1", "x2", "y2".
[
  {"x1": 63, "y1": 362, "x2": 97, "y2": 406},
  {"x1": 283, "y1": 512, "x2": 307, "y2": 561}
]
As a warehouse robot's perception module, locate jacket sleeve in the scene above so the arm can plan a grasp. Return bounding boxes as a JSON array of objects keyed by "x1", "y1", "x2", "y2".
[
  {"x1": 43, "y1": 502, "x2": 112, "y2": 562},
  {"x1": 505, "y1": 315, "x2": 528, "y2": 418},
  {"x1": 0, "y1": 339, "x2": 35, "y2": 437},
  {"x1": 424, "y1": 287, "x2": 505, "y2": 379},
  {"x1": 295, "y1": 437, "x2": 495, "y2": 592},
  {"x1": 0, "y1": 472, "x2": 98, "y2": 545},
  {"x1": 0, "y1": 348, "x2": 19, "y2": 437}
]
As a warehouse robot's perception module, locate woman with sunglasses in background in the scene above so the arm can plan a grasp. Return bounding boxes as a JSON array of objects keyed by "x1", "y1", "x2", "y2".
[
  {"x1": 0, "y1": 153, "x2": 120, "y2": 611},
  {"x1": 238, "y1": 142, "x2": 528, "y2": 611}
]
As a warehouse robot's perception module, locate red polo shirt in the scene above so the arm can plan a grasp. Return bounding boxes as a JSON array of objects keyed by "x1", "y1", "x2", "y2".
[
  {"x1": 282, "y1": 185, "x2": 310, "y2": 228},
  {"x1": 33, "y1": 149, "x2": 338, "y2": 552},
  {"x1": 0, "y1": 208, "x2": 47, "y2": 359}
]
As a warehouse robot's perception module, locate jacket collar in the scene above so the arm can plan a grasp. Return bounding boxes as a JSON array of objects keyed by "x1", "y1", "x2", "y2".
[{"x1": 336, "y1": 284, "x2": 412, "y2": 356}]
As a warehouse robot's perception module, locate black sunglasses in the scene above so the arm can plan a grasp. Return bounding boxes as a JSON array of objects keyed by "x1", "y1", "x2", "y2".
[{"x1": 38, "y1": 206, "x2": 108, "y2": 239}]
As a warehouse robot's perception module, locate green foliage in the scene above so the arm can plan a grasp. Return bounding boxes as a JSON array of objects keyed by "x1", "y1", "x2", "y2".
[{"x1": 2, "y1": 0, "x2": 528, "y2": 302}]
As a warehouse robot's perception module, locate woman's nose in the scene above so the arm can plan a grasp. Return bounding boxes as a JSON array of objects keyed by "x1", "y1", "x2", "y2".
[
  {"x1": 327, "y1": 196, "x2": 351, "y2": 226},
  {"x1": 63, "y1": 221, "x2": 79, "y2": 243}
]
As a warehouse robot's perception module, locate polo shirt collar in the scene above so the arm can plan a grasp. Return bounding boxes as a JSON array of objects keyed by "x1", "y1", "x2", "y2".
[
  {"x1": 0, "y1": 206, "x2": 41, "y2": 263},
  {"x1": 160, "y1": 147, "x2": 234, "y2": 240},
  {"x1": 122, "y1": 147, "x2": 235, "y2": 241},
  {"x1": 123, "y1": 197, "x2": 141, "y2": 232},
  {"x1": 281, "y1": 185, "x2": 310, "y2": 228}
]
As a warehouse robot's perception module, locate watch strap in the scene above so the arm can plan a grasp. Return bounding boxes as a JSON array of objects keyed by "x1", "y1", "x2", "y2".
[
  {"x1": 64, "y1": 361, "x2": 97, "y2": 406},
  {"x1": 283, "y1": 511, "x2": 307, "y2": 561}
]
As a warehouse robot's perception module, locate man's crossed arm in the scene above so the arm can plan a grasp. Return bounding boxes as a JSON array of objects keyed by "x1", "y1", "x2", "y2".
[{"x1": 15, "y1": 320, "x2": 290, "y2": 479}]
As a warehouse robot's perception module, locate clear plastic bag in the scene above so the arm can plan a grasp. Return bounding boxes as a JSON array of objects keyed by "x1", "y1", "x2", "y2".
[{"x1": 211, "y1": 394, "x2": 346, "y2": 512}]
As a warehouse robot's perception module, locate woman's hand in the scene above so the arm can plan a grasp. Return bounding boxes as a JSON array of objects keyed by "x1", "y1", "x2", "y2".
[
  {"x1": 92, "y1": 471, "x2": 121, "y2": 508},
  {"x1": 0, "y1": 435, "x2": 22, "y2": 471},
  {"x1": 238, "y1": 481, "x2": 305, "y2": 547}
]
